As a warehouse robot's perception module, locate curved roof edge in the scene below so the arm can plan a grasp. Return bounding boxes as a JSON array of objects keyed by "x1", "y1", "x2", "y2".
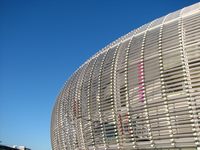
[{"x1": 65, "y1": 2, "x2": 200, "y2": 86}]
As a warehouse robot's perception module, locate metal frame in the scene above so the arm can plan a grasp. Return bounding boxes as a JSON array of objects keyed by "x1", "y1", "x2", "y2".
[{"x1": 51, "y1": 2, "x2": 200, "y2": 150}]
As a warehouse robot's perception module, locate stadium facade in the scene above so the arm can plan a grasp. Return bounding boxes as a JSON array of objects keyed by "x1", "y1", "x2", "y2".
[{"x1": 51, "y1": 3, "x2": 200, "y2": 150}]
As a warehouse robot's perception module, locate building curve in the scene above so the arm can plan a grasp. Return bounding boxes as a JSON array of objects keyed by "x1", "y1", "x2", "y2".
[{"x1": 51, "y1": 3, "x2": 200, "y2": 150}]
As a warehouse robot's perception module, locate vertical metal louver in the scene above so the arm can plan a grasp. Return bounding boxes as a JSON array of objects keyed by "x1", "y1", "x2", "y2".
[{"x1": 51, "y1": 2, "x2": 200, "y2": 150}]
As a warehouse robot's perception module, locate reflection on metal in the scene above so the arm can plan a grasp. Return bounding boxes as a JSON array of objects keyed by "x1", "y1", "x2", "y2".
[{"x1": 51, "y1": 2, "x2": 200, "y2": 150}]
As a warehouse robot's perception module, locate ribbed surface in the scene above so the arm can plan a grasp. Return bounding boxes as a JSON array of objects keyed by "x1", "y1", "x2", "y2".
[{"x1": 51, "y1": 3, "x2": 200, "y2": 150}]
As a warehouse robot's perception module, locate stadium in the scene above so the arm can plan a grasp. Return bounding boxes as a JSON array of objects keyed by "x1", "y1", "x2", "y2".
[{"x1": 51, "y1": 3, "x2": 200, "y2": 150}]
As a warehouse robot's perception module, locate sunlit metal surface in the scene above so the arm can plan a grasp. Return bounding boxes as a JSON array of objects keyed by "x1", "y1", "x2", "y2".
[{"x1": 51, "y1": 3, "x2": 200, "y2": 150}]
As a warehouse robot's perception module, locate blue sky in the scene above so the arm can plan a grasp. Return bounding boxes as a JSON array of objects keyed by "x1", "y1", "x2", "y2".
[{"x1": 0, "y1": 0, "x2": 199, "y2": 150}]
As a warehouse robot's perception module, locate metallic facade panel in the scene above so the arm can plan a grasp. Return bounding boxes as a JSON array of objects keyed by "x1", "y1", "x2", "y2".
[{"x1": 51, "y1": 3, "x2": 200, "y2": 150}]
